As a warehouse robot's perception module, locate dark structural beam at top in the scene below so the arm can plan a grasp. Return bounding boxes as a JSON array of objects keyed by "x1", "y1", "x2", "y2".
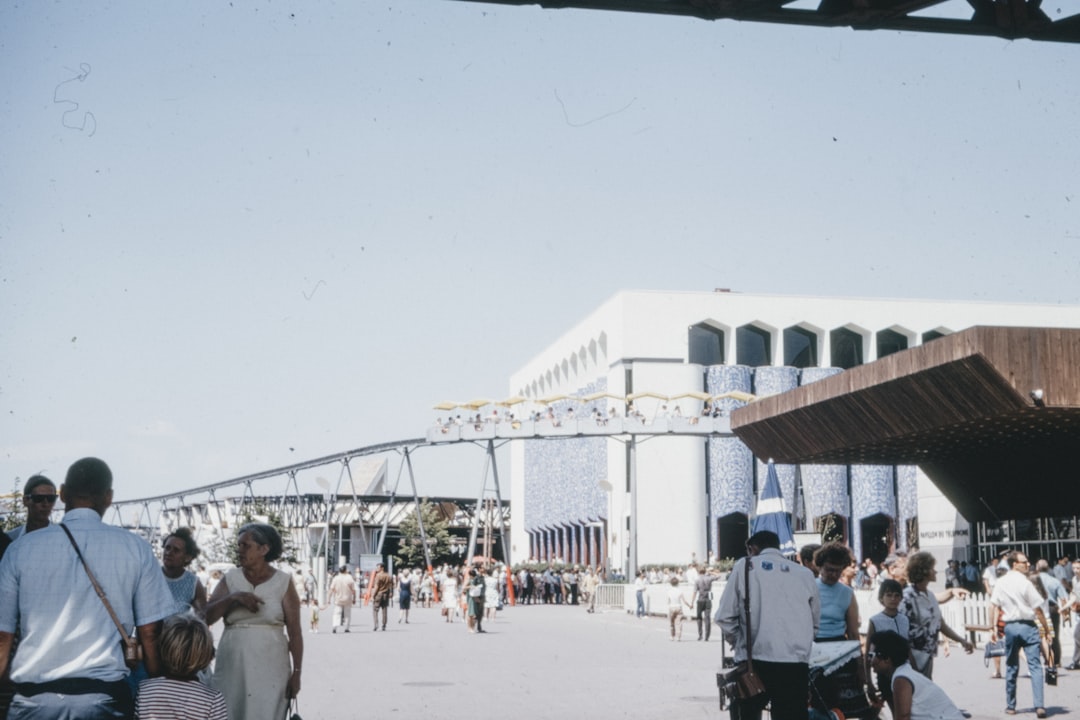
[{"x1": 450, "y1": 0, "x2": 1080, "y2": 44}]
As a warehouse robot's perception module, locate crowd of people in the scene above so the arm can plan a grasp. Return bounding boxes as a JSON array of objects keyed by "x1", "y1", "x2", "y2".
[
  {"x1": 3, "y1": 462, "x2": 1079, "y2": 720},
  {"x1": 714, "y1": 531, "x2": 1080, "y2": 720},
  {"x1": 0, "y1": 458, "x2": 302, "y2": 720},
  {"x1": 431, "y1": 398, "x2": 736, "y2": 434}
]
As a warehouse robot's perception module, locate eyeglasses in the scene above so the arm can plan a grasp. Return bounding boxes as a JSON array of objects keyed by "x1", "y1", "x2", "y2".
[{"x1": 28, "y1": 494, "x2": 58, "y2": 504}]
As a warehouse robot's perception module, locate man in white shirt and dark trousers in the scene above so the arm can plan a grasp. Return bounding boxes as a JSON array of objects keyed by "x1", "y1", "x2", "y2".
[
  {"x1": 990, "y1": 550, "x2": 1051, "y2": 718},
  {"x1": 715, "y1": 531, "x2": 820, "y2": 720}
]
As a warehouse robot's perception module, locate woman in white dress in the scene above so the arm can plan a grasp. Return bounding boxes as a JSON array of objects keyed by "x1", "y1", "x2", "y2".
[
  {"x1": 206, "y1": 523, "x2": 303, "y2": 720},
  {"x1": 441, "y1": 569, "x2": 459, "y2": 623},
  {"x1": 484, "y1": 568, "x2": 500, "y2": 621}
]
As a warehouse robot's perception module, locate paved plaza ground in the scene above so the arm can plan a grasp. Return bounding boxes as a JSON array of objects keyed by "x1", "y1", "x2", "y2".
[{"x1": 289, "y1": 602, "x2": 1077, "y2": 719}]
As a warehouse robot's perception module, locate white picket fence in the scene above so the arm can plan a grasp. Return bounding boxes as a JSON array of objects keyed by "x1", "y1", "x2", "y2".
[{"x1": 598, "y1": 582, "x2": 999, "y2": 645}]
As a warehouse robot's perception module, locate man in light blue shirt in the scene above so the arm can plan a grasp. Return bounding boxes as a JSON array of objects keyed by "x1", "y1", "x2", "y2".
[{"x1": 0, "y1": 457, "x2": 174, "y2": 719}]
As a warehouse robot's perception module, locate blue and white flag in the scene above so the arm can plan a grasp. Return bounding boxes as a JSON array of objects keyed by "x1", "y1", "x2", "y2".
[{"x1": 751, "y1": 460, "x2": 797, "y2": 556}]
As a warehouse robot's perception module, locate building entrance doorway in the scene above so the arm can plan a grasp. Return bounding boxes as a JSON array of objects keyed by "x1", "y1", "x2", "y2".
[
  {"x1": 860, "y1": 513, "x2": 894, "y2": 565},
  {"x1": 717, "y1": 512, "x2": 749, "y2": 561}
]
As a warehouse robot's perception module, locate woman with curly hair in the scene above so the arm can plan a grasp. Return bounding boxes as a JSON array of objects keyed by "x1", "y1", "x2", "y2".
[
  {"x1": 813, "y1": 542, "x2": 860, "y2": 642},
  {"x1": 901, "y1": 551, "x2": 973, "y2": 678},
  {"x1": 161, "y1": 527, "x2": 208, "y2": 615}
]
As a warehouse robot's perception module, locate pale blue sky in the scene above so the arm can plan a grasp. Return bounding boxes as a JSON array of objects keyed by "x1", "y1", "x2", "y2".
[{"x1": 2, "y1": 0, "x2": 1078, "y2": 503}]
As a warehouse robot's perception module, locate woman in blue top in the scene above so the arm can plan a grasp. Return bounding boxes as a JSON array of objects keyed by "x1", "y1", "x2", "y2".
[
  {"x1": 813, "y1": 542, "x2": 872, "y2": 717},
  {"x1": 814, "y1": 542, "x2": 859, "y2": 642}
]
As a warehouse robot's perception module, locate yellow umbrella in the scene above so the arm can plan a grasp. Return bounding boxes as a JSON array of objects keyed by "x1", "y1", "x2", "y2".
[
  {"x1": 713, "y1": 391, "x2": 757, "y2": 403},
  {"x1": 583, "y1": 391, "x2": 625, "y2": 403},
  {"x1": 627, "y1": 391, "x2": 668, "y2": 402},
  {"x1": 537, "y1": 394, "x2": 571, "y2": 405},
  {"x1": 433, "y1": 401, "x2": 463, "y2": 411},
  {"x1": 463, "y1": 398, "x2": 495, "y2": 410},
  {"x1": 496, "y1": 396, "x2": 528, "y2": 407},
  {"x1": 669, "y1": 391, "x2": 712, "y2": 401}
]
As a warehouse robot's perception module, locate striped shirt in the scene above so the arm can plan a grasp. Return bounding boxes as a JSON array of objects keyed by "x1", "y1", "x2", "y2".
[{"x1": 136, "y1": 677, "x2": 228, "y2": 720}]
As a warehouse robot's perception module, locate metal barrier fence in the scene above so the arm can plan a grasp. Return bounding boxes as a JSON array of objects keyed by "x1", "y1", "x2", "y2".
[{"x1": 594, "y1": 583, "x2": 627, "y2": 608}]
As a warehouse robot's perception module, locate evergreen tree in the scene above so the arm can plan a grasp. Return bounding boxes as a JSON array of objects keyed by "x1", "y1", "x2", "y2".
[
  {"x1": 240, "y1": 501, "x2": 299, "y2": 565},
  {"x1": 395, "y1": 500, "x2": 453, "y2": 568},
  {"x1": 2, "y1": 480, "x2": 26, "y2": 532}
]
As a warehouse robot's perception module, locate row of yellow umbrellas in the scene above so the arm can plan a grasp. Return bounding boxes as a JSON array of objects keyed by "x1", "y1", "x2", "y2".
[{"x1": 433, "y1": 390, "x2": 755, "y2": 411}]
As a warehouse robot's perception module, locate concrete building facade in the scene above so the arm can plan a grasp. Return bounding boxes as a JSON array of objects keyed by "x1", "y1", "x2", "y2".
[{"x1": 508, "y1": 291, "x2": 1080, "y2": 572}]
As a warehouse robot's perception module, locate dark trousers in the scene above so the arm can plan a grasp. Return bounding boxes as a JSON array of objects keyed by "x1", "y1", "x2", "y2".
[
  {"x1": 729, "y1": 661, "x2": 808, "y2": 720},
  {"x1": 1050, "y1": 609, "x2": 1061, "y2": 666},
  {"x1": 696, "y1": 599, "x2": 712, "y2": 640}
]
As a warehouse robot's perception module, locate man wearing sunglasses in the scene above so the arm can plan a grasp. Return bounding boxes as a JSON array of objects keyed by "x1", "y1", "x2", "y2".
[
  {"x1": 0, "y1": 457, "x2": 174, "y2": 720},
  {"x1": 6, "y1": 475, "x2": 58, "y2": 542}
]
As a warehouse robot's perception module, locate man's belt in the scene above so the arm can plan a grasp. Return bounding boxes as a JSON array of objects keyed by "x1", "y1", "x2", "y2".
[
  {"x1": 1006, "y1": 619, "x2": 1036, "y2": 626},
  {"x1": 16, "y1": 678, "x2": 129, "y2": 697}
]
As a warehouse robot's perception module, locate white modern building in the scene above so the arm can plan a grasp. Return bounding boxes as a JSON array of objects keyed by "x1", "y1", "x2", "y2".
[{"x1": 507, "y1": 291, "x2": 1080, "y2": 573}]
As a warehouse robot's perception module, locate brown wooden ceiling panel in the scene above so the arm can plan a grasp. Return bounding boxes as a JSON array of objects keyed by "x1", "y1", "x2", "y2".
[{"x1": 731, "y1": 327, "x2": 1080, "y2": 520}]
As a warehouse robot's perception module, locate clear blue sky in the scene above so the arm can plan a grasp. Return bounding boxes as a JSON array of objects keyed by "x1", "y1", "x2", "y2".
[{"x1": 2, "y1": 0, "x2": 1078, "y2": 503}]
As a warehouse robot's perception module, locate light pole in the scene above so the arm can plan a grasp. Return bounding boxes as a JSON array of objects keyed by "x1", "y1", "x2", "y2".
[{"x1": 315, "y1": 476, "x2": 332, "y2": 605}]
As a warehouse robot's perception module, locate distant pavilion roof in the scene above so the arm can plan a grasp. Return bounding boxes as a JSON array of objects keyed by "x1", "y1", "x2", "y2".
[{"x1": 731, "y1": 326, "x2": 1080, "y2": 521}]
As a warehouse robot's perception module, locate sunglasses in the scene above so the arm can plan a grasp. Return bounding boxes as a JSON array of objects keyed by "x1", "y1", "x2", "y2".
[{"x1": 28, "y1": 494, "x2": 58, "y2": 504}]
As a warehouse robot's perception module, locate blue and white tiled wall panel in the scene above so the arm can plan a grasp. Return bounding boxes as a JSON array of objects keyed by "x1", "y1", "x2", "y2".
[
  {"x1": 797, "y1": 367, "x2": 849, "y2": 521},
  {"x1": 752, "y1": 366, "x2": 799, "y2": 510},
  {"x1": 800, "y1": 367, "x2": 844, "y2": 386},
  {"x1": 523, "y1": 380, "x2": 608, "y2": 534},
  {"x1": 851, "y1": 464, "x2": 897, "y2": 520},
  {"x1": 705, "y1": 364, "x2": 752, "y2": 413},
  {"x1": 800, "y1": 464, "x2": 849, "y2": 519},
  {"x1": 752, "y1": 366, "x2": 799, "y2": 398},
  {"x1": 709, "y1": 436, "x2": 755, "y2": 518},
  {"x1": 896, "y1": 465, "x2": 918, "y2": 551},
  {"x1": 851, "y1": 464, "x2": 896, "y2": 559}
]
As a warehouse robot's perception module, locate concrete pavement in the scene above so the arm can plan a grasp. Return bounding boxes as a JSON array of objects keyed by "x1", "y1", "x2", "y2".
[{"x1": 287, "y1": 603, "x2": 1076, "y2": 719}]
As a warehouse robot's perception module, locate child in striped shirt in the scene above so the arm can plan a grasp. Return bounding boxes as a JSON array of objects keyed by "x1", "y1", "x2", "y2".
[{"x1": 136, "y1": 614, "x2": 227, "y2": 720}]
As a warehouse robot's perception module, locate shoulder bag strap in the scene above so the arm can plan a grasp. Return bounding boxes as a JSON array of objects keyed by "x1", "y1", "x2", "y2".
[
  {"x1": 60, "y1": 523, "x2": 133, "y2": 645},
  {"x1": 744, "y1": 555, "x2": 754, "y2": 672}
]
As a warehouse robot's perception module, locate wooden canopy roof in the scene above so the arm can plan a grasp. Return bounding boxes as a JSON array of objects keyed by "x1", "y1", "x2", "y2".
[{"x1": 731, "y1": 326, "x2": 1080, "y2": 521}]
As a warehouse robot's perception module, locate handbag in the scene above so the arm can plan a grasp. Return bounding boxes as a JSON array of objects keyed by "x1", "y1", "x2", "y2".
[
  {"x1": 60, "y1": 523, "x2": 144, "y2": 669},
  {"x1": 983, "y1": 638, "x2": 1006, "y2": 666},
  {"x1": 910, "y1": 648, "x2": 932, "y2": 673},
  {"x1": 469, "y1": 583, "x2": 483, "y2": 598},
  {"x1": 717, "y1": 555, "x2": 767, "y2": 709},
  {"x1": 285, "y1": 696, "x2": 302, "y2": 720}
]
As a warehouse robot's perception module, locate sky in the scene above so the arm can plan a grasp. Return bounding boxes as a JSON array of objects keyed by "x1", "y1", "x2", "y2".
[{"x1": 1, "y1": 0, "x2": 1078, "y2": 509}]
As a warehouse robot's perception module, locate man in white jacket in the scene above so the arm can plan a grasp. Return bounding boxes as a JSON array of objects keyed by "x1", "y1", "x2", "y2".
[{"x1": 715, "y1": 531, "x2": 820, "y2": 720}]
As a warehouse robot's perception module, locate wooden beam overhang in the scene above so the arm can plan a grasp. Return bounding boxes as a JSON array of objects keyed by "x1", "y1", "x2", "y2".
[{"x1": 731, "y1": 326, "x2": 1080, "y2": 520}]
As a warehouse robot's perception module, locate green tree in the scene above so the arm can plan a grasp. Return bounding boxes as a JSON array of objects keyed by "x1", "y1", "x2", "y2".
[
  {"x1": 2, "y1": 481, "x2": 26, "y2": 532},
  {"x1": 395, "y1": 500, "x2": 453, "y2": 569},
  {"x1": 240, "y1": 501, "x2": 299, "y2": 565}
]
